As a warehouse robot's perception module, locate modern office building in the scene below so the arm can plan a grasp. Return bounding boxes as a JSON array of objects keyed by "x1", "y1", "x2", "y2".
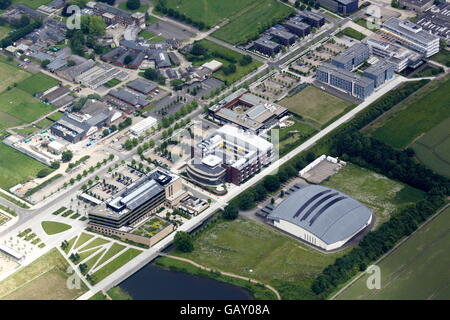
[
  {"x1": 317, "y1": 0, "x2": 359, "y2": 15},
  {"x1": 298, "y1": 11, "x2": 325, "y2": 27},
  {"x1": 187, "y1": 125, "x2": 274, "y2": 185},
  {"x1": 208, "y1": 88, "x2": 288, "y2": 134},
  {"x1": 316, "y1": 63, "x2": 375, "y2": 100},
  {"x1": 253, "y1": 39, "x2": 281, "y2": 56},
  {"x1": 88, "y1": 168, "x2": 184, "y2": 230},
  {"x1": 380, "y1": 17, "x2": 440, "y2": 57},
  {"x1": 365, "y1": 34, "x2": 423, "y2": 72},
  {"x1": 364, "y1": 60, "x2": 395, "y2": 87},
  {"x1": 331, "y1": 43, "x2": 371, "y2": 70},
  {"x1": 398, "y1": 0, "x2": 434, "y2": 13},
  {"x1": 284, "y1": 17, "x2": 311, "y2": 37},
  {"x1": 269, "y1": 29, "x2": 297, "y2": 45},
  {"x1": 267, "y1": 185, "x2": 373, "y2": 251}
]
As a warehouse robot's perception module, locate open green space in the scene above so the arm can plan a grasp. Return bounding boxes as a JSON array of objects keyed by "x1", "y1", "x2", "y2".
[
  {"x1": 0, "y1": 25, "x2": 11, "y2": 40},
  {"x1": 0, "y1": 142, "x2": 50, "y2": 189},
  {"x1": 90, "y1": 248, "x2": 142, "y2": 284},
  {"x1": 35, "y1": 118, "x2": 53, "y2": 129},
  {"x1": 11, "y1": 0, "x2": 53, "y2": 10},
  {"x1": 104, "y1": 78, "x2": 121, "y2": 88},
  {"x1": 41, "y1": 221, "x2": 72, "y2": 235},
  {"x1": 64, "y1": 236, "x2": 77, "y2": 254},
  {"x1": 47, "y1": 111, "x2": 64, "y2": 122},
  {"x1": 271, "y1": 118, "x2": 317, "y2": 156},
  {"x1": 337, "y1": 27, "x2": 366, "y2": 40},
  {"x1": 107, "y1": 286, "x2": 132, "y2": 300},
  {"x1": 172, "y1": 217, "x2": 349, "y2": 299},
  {"x1": 16, "y1": 72, "x2": 59, "y2": 95},
  {"x1": 211, "y1": 0, "x2": 294, "y2": 45},
  {"x1": 97, "y1": 243, "x2": 126, "y2": 266},
  {"x1": 187, "y1": 39, "x2": 262, "y2": 84},
  {"x1": 155, "y1": 256, "x2": 277, "y2": 300},
  {"x1": 79, "y1": 237, "x2": 109, "y2": 252},
  {"x1": 430, "y1": 49, "x2": 450, "y2": 67},
  {"x1": 0, "y1": 248, "x2": 87, "y2": 300},
  {"x1": 0, "y1": 213, "x2": 10, "y2": 226},
  {"x1": 13, "y1": 125, "x2": 38, "y2": 137},
  {"x1": 89, "y1": 291, "x2": 107, "y2": 300},
  {"x1": 78, "y1": 247, "x2": 102, "y2": 263},
  {"x1": 73, "y1": 233, "x2": 94, "y2": 250},
  {"x1": 0, "y1": 59, "x2": 31, "y2": 93},
  {"x1": 336, "y1": 206, "x2": 450, "y2": 300},
  {"x1": 0, "y1": 88, "x2": 55, "y2": 124},
  {"x1": 118, "y1": 2, "x2": 149, "y2": 13},
  {"x1": 368, "y1": 76, "x2": 450, "y2": 149},
  {"x1": 83, "y1": 248, "x2": 106, "y2": 275},
  {"x1": 138, "y1": 29, "x2": 166, "y2": 42},
  {"x1": 280, "y1": 85, "x2": 355, "y2": 128},
  {"x1": 322, "y1": 164, "x2": 426, "y2": 225},
  {"x1": 411, "y1": 117, "x2": 450, "y2": 178}
]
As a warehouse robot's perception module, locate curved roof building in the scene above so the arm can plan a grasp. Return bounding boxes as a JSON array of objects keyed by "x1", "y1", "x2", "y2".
[{"x1": 267, "y1": 185, "x2": 372, "y2": 251}]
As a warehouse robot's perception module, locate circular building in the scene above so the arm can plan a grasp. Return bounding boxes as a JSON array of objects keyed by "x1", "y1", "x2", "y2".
[
  {"x1": 267, "y1": 185, "x2": 373, "y2": 251},
  {"x1": 186, "y1": 155, "x2": 227, "y2": 186}
]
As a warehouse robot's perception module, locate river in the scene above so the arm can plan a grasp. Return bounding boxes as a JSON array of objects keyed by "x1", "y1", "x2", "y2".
[{"x1": 118, "y1": 263, "x2": 253, "y2": 300}]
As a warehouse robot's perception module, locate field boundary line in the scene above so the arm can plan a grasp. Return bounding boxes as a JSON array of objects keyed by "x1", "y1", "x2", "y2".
[{"x1": 330, "y1": 202, "x2": 450, "y2": 300}]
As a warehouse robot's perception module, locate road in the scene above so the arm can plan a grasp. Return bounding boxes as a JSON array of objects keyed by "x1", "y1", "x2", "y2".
[{"x1": 76, "y1": 74, "x2": 409, "y2": 299}]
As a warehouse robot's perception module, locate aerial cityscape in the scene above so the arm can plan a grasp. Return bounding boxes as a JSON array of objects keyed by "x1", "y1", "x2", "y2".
[{"x1": 0, "y1": 0, "x2": 448, "y2": 305}]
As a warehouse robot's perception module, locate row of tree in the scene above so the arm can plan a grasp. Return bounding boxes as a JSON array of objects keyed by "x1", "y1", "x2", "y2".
[{"x1": 0, "y1": 20, "x2": 42, "y2": 48}]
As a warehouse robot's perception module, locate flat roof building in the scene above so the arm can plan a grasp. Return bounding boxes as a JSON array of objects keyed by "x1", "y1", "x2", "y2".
[
  {"x1": 126, "y1": 78, "x2": 158, "y2": 95},
  {"x1": 208, "y1": 89, "x2": 288, "y2": 134},
  {"x1": 253, "y1": 38, "x2": 281, "y2": 56},
  {"x1": 267, "y1": 185, "x2": 373, "y2": 251},
  {"x1": 316, "y1": 63, "x2": 375, "y2": 100},
  {"x1": 416, "y1": 3, "x2": 450, "y2": 40},
  {"x1": 380, "y1": 17, "x2": 440, "y2": 57},
  {"x1": 298, "y1": 11, "x2": 325, "y2": 27},
  {"x1": 398, "y1": 0, "x2": 434, "y2": 13},
  {"x1": 317, "y1": 0, "x2": 359, "y2": 15},
  {"x1": 364, "y1": 60, "x2": 395, "y2": 87},
  {"x1": 331, "y1": 43, "x2": 371, "y2": 70},
  {"x1": 129, "y1": 116, "x2": 157, "y2": 136}
]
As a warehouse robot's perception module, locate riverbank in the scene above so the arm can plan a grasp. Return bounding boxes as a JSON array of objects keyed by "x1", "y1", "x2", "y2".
[{"x1": 154, "y1": 256, "x2": 277, "y2": 300}]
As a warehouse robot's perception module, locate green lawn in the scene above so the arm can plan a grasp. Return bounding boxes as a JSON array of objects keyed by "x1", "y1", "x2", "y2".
[
  {"x1": 47, "y1": 111, "x2": 64, "y2": 122},
  {"x1": 0, "y1": 142, "x2": 50, "y2": 189},
  {"x1": 430, "y1": 49, "x2": 450, "y2": 67},
  {"x1": 0, "y1": 25, "x2": 11, "y2": 40},
  {"x1": 188, "y1": 39, "x2": 262, "y2": 84},
  {"x1": 212, "y1": 0, "x2": 294, "y2": 44},
  {"x1": 0, "y1": 59, "x2": 31, "y2": 93},
  {"x1": 35, "y1": 118, "x2": 54, "y2": 129},
  {"x1": 11, "y1": 0, "x2": 53, "y2": 10},
  {"x1": 118, "y1": 2, "x2": 149, "y2": 13},
  {"x1": 172, "y1": 218, "x2": 350, "y2": 299},
  {"x1": 138, "y1": 30, "x2": 166, "y2": 42},
  {"x1": 79, "y1": 237, "x2": 109, "y2": 252},
  {"x1": 89, "y1": 291, "x2": 108, "y2": 300},
  {"x1": 97, "y1": 243, "x2": 126, "y2": 266},
  {"x1": 107, "y1": 287, "x2": 132, "y2": 300},
  {"x1": 90, "y1": 248, "x2": 142, "y2": 284},
  {"x1": 280, "y1": 85, "x2": 355, "y2": 128},
  {"x1": 337, "y1": 27, "x2": 366, "y2": 41},
  {"x1": 412, "y1": 117, "x2": 450, "y2": 178},
  {"x1": 322, "y1": 164, "x2": 427, "y2": 226},
  {"x1": 0, "y1": 88, "x2": 55, "y2": 124},
  {"x1": 41, "y1": 221, "x2": 72, "y2": 235},
  {"x1": 271, "y1": 118, "x2": 317, "y2": 156},
  {"x1": 16, "y1": 72, "x2": 59, "y2": 95},
  {"x1": 73, "y1": 233, "x2": 94, "y2": 250},
  {"x1": 335, "y1": 206, "x2": 450, "y2": 300},
  {"x1": 64, "y1": 236, "x2": 77, "y2": 254},
  {"x1": 13, "y1": 125, "x2": 38, "y2": 137},
  {"x1": 370, "y1": 76, "x2": 450, "y2": 148},
  {"x1": 82, "y1": 249, "x2": 106, "y2": 275},
  {"x1": 161, "y1": 0, "x2": 260, "y2": 28},
  {"x1": 0, "y1": 248, "x2": 87, "y2": 300}
]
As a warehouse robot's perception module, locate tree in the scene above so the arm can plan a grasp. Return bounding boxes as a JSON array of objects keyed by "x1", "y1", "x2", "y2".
[
  {"x1": 239, "y1": 55, "x2": 252, "y2": 66},
  {"x1": 127, "y1": 0, "x2": 140, "y2": 10},
  {"x1": 124, "y1": 55, "x2": 133, "y2": 65},
  {"x1": 80, "y1": 15, "x2": 106, "y2": 37},
  {"x1": 102, "y1": 128, "x2": 110, "y2": 137},
  {"x1": 143, "y1": 68, "x2": 159, "y2": 81},
  {"x1": 37, "y1": 168, "x2": 52, "y2": 178},
  {"x1": 0, "y1": 0, "x2": 11, "y2": 10},
  {"x1": 223, "y1": 204, "x2": 238, "y2": 220},
  {"x1": 41, "y1": 59, "x2": 51, "y2": 68},
  {"x1": 61, "y1": 150, "x2": 73, "y2": 162},
  {"x1": 174, "y1": 231, "x2": 194, "y2": 252},
  {"x1": 263, "y1": 175, "x2": 280, "y2": 192},
  {"x1": 391, "y1": 0, "x2": 399, "y2": 8}
]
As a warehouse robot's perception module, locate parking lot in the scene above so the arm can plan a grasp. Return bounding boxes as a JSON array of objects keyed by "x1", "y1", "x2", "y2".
[{"x1": 147, "y1": 20, "x2": 194, "y2": 40}]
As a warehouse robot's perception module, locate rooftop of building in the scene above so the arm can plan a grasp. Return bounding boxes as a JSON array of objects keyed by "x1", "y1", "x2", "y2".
[
  {"x1": 382, "y1": 17, "x2": 440, "y2": 44},
  {"x1": 318, "y1": 63, "x2": 375, "y2": 87},
  {"x1": 332, "y1": 43, "x2": 369, "y2": 65}
]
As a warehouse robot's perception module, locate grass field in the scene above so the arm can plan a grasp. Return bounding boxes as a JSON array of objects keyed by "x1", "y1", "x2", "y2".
[
  {"x1": 0, "y1": 25, "x2": 11, "y2": 40},
  {"x1": 35, "y1": 118, "x2": 54, "y2": 129},
  {"x1": 0, "y1": 59, "x2": 31, "y2": 93},
  {"x1": 161, "y1": 0, "x2": 260, "y2": 28},
  {"x1": 430, "y1": 49, "x2": 450, "y2": 66},
  {"x1": 337, "y1": 27, "x2": 366, "y2": 40},
  {"x1": 172, "y1": 217, "x2": 350, "y2": 299},
  {"x1": 16, "y1": 72, "x2": 59, "y2": 95},
  {"x1": 335, "y1": 206, "x2": 450, "y2": 300},
  {"x1": 11, "y1": 0, "x2": 52, "y2": 9},
  {"x1": 13, "y1": 125, "x2": 38, "y2": 137},
  {"x1": 280, "y1": 86, "x2": 355, "y2": 128},
  {"x1": 138, "y1": 30, "x2": 166, "y2": 43},
  {"x1": 0, "y1": 248, "x2": 87, "y2": 300},
  {"x1": 212, "y1": 0, "x2": 293, "y2": 45},
  {"x1": 0, "y1": 143, "x2": 50, "y2": 189},
  {"x1": 41, "y1": 221, "x2": 72, "y2": 235},
  {"x1": 73, "y1": 233, "x2": 94, "y2": 250},
  {"x1": 189, "y1": 40, "x2": 262, "y2": 84},
  {"x1": 411, "y1": 117, "x2": 450, "y2": 178},
  {"x1": 97, "y1": 243, "x2": 126, "y2": 266},
  {"x1": 322, "y1": 164, "x2": 426, "y2": 225},
  {"x1": 271, "y1": 118, "x2": 317, "y2": 156},
  {"x1": 368, "y1": 76, "x2": 450, "y2": 149},
  {"x1": 90, "y1": 248, "x2": 142, "y2": 285},
  {"x1": 118, "y1": 2, "x2": 149, "y2": 13}
]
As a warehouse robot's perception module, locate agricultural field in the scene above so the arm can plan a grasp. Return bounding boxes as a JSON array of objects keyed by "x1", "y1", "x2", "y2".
[
  {"x1": 279, "y1": 85, "x2": 355, "y2": 128},
  {"x1": 0, "y1": 248, "x2": 87, "y2": 300},
  {"x1": 188, "y1": 40, "x2": 262, "y2": 84},
  {"x1": 367, "y1": 76, "x2": 450, "y2": 149},
  {"x1": 16, "y1": 72, "x2": 59, "y2": 95},
  {"x1": 322, "y1": 164, "x2": 426, "y2": 226},
  {"x1": 335, "y1": 206, "x2": 450, "y2": 300},
  {"x1": 173, "y1": 217, "x2": 350, "y2": 299},
  {"x1": 160, "y1": 0, "x2": 261, "y2": 28},
  {"x1": 411, "y1": 117, "x2": 450, "y2": 178},
  {"x1": 211, "y1": 0, "x2": 294, "y2": 45},
  {"x1": 0, "y1": 59, "x2": 31, "y2": 93},
  {"x1": 0, "y1": 143, "x2": 50, "y2": 189}
]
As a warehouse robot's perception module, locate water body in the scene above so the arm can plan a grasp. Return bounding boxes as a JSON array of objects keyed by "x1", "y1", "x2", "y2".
[{"x1": 119, "y1": 263, "x2": 253, "y2": 300}]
